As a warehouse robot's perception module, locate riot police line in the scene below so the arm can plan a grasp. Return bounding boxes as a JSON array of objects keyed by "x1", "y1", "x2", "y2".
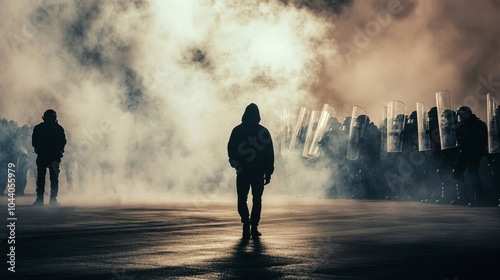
[
  {"x1": 279, "y1": 91, "x2": 500, "y2": 207},
  {"x1": 0, "y1": 118, "x2": 34, "y2": 196},
  {"x1": 1, "y1": 91, "x2": 499, "y2": 207}
]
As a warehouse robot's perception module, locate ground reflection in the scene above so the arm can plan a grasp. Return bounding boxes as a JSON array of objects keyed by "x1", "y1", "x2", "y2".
[{"x1": 212, "y1": 237, "x2": 290, "y2": 280}]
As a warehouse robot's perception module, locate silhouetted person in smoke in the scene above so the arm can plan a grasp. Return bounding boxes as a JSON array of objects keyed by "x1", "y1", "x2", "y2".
[
  {"x1": 0, "y1": 118, "x2": 13, "y2": 195},
  {"x1": 434, "y1": 109, "x2": 458, "y2": 204},
  {"x1": 349, "y1": 115, "x2": 381, "y2": 199},
  {"x1": 401, "y1": 111, "x2": 423, "y2": 200},
  {"x1": 32, "y1": 109, "x2": 66, "y2": 206},
  {"x1": 319, "y1": 117, "x2": 346, "y2": 197},
  {"x1": 361, "y1": 116, "x2": 382, "y2": 198},
  {"x1": 384, "y1": 113, "x2": 406, "y2": 200},
  {"x1": 402, "y1": 111, "x2": 418, "y2": 151},
  {"x1": 333, "y1": 116, "x2": 353, "y2": 197},
  {"x1": 228, "y1": 103, "x2": 274, "y2": 239},
  {"x1": 15, "y1": 124, "x2": 35, "y2": 195},
  {"x1": 451, "y1": 106, "x2": 487, "y2": 206},
  {"x1": 423, "y1": 107, "x2": 441, "y2": 202}
]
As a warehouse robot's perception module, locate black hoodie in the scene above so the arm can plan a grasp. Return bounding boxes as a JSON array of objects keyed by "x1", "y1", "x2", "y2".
[
  {"x1": 227, "y1": 103, "x2": 274, "y2": 175},
  {"x1": 32, "y1": 120, "x2": 66, "y2": 161},
  {"x1": 454, "y1": 114, "x2": 487, "y2": 156}
]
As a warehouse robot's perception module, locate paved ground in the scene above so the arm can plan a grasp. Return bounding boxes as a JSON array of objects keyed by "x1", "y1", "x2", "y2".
[{"x1": 1, "y1": 193, "x2": 500, "y2": 280}]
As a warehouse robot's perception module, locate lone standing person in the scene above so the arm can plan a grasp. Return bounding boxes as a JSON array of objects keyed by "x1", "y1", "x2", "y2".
[
  {"x1": 32, "y1": 109, "x2": 66, "y2": 206},
  {"x1": 228, "y1": 103, "x2": 274, "y2": 239}
]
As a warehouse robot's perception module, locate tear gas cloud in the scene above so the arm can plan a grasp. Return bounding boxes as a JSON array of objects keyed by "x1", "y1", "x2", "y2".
[
  {"x1": 0, "y1": 0, "x2": 498, "y2": 203},
  {"x1": 0, "y1": 0, "x2": 335, "y2": 203},
  {"x1": 307, "y1": 0, "x2": 500, "y2": 121}
]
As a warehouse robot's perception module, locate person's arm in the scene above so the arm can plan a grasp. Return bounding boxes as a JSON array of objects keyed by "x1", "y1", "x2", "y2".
[
  {"x1": 227, "y1": 128, "x2": 239, "y2": 169},
  {"x1": 59, "y1": 126, "x2": 67, "y2": 154},
  {"x1": 264, "y1": 128, "x2": 274, "y2": 185},
  {"x1": 480, "y1": 121, "x2": 488, "y2": 154},
  {"x1": 32, "y1": 126, "x2": 39, "y2": 154}
]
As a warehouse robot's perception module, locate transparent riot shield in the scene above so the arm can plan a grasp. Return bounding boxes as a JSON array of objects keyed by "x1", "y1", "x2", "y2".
[
  {"x1": 416, "y1": 102, "x2": 431, "y2": 151},
  {"x1": 309, "y1": 104, "x2": 336, "y2": 157},
  {"x1": 302, "y1": 111, "x2": 320, "y2": 158},
  {"x1": 347, "y1": 106, "x2": 368, "y2": 160},
  {"x1": 436, "y1": 90, "x2": 457, "y2": 149},
  {"x1": 487, "y1": 93, "x2": 500, "y2": 154},
  {"x1": 288, "y1": 107, "x2": 309, "y2": 152},
  {"x1": 387, "y1": 100, "x2": 406, "y2": 152},
  {"x1": 380, "y1": 106, "x2": 387, "y2": 158}
]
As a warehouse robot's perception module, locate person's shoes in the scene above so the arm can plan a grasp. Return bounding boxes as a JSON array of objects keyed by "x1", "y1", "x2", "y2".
[
  {"x1": 242, "y1": 224, "x2": 250, "y2": 239},
  {"x1": 49, "y1": 197, "x2": 60, "y2": 206},
  {"x1": 32, "y1": 198, "x2": 44, "y2": 206},
  {"x1": 251, "y1": 225, "x2": 261, "y2": 238}
]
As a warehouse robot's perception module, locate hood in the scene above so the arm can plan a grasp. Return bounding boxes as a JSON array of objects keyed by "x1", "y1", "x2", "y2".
[{"x1": 241, "y1": 103, "x2": 261, "y2": 124}]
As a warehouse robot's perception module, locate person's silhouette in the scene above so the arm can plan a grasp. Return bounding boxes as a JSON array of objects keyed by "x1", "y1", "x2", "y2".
[
  {"x1": 228, "y1": 103, "x2": 274, "y2": 239},
  {"x1": 32, "y1": 109, "x2": 66, "y2": 206}
]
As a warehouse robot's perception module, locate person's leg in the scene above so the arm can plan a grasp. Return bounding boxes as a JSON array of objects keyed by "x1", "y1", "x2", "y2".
[
  {"x1": 490, "y1": 155, "x2": 500, "y2": 207},
  {"x1": 16, "y1": 155, "x2": 28, "y2": 195},
  {"x1": 436, "y1": 149, "x2": 456, "y2": 203},
  {"x1": 236, "y1": 173, "x2": 251, "y2": 238},
  {"x1": 451, "y1": 153, "x2": 468, "y2": 205},
  {"x1": 64, "y1": 161, "x2": 74, "y2": 191},
  {"x1": 35, "y1": 157, "x2": 48, "y2": 204},
  {"x1": 48, "y1": 160, "x2": 61, "y2": 204},
  {"x1": 250, "y1": 173, "x2": 265, "y2": 237},
  {"x1": 468, "y1": 156, "x2": 482, "y2": 207}
]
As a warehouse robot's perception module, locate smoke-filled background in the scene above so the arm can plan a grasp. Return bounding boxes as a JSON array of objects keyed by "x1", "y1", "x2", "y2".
[{"x1": 1, "y1": 0, "x2": 499, "y2": 203}]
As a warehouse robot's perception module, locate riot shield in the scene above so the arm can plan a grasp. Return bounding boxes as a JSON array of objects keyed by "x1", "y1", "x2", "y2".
[
  {"x1": 487, "y1": 93, "x2": 500, "y2": 154},
  {"x1": 416, "y1": 102, "x2": 431, "y2": 151},
  {"x1": 302, "y1": 110, "x2": 320, "y2": 158},
  {"x1": 387, "y1": 100, "x2": 406, "y2": 152},
  {"x1": 347, "y1": 106, "x2": 368, "y2": 160},
  {"x1": 309, "y1": 104, "x2": 336, "y2": 157},
  {"x1": 288, "y1": 107, "x2": 310, "y2": 152},
  {"x1": 380, "y1": 106, "x2": 387, "y2": 158},
  {"x1": 436, "y1": 90, "x2": 457, "y2": 149}
]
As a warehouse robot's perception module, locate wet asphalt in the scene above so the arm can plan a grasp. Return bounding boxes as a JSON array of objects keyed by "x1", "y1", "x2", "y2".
[{"x1": 1, "y1": 194, "x2": 499, "y2": 280}]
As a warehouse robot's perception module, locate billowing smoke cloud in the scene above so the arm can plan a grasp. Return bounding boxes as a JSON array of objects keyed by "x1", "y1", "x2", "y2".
[
  {"x1": 305, "y1": 0, "x2": 500, "y2": 122},
  {"x1": 0, "y1": 0, "x2": 340, "y2": 203},
  {"x1": 1, "y1": 0, "x2": 498, "y2": 204}
]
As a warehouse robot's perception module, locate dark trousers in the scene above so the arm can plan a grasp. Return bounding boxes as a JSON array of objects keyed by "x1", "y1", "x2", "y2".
[
  {"x1": 16, "y1": 155, "x2": 30, "y2": 194},
  {"x1": 452, "y1": 152, "x2": 482, "y2": 193},
  {"x1": 237, "y1": 172, "x2": 265, "y2": 226},
  {"x1": 36, "y1": 157, "x2": 60, "y2": 199}
]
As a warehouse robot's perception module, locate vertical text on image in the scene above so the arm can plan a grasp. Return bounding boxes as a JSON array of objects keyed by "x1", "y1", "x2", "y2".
[{"x1": 6, "y1": 162, "x2": 17, "y2": 273}]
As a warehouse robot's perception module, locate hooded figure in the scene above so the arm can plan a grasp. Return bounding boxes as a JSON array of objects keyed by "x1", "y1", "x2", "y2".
[
  {"x1": 227, "y1": 103, "x2": 274, "y2": 239},
  {"x1": 32, "y1": 109, "x2": 66, "y2": 206}
]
